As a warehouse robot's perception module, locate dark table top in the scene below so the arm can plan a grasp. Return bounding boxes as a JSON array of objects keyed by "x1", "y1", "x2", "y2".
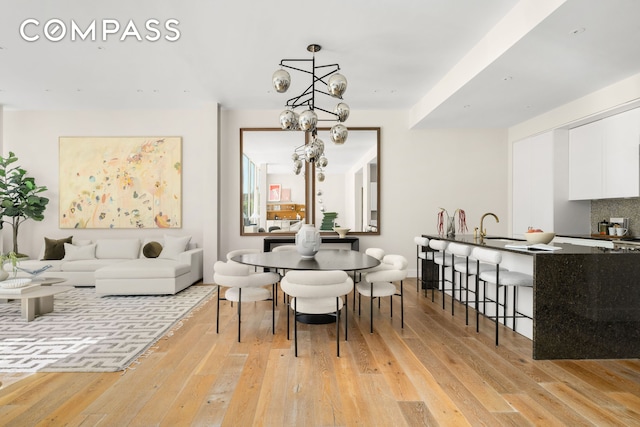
[
  {"x1": 231, "y1": 249, "x2": 380, "y2": 271},
  {"x1": 420, "y1": 234, "x2": 633, "y2": 255}
]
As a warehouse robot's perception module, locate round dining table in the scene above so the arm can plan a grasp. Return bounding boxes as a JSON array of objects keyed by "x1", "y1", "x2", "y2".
[
  {"x1": 231, "y1": 249, "x2": 380, "y2": 324},
  {"x1": 230, "y1": 248, "x2": 380, "y2": 272}
]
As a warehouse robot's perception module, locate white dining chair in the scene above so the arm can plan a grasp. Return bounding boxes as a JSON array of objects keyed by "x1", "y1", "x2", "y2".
[
  {"x1": 213, "y1": 260, "x2": 280, "y2": 342},
  {"x1": 280, "y1": 270, "x2": 354, "y2": 357},
  {"x1": 357, "y1": 254, "x2": 408, "y2": 334}
]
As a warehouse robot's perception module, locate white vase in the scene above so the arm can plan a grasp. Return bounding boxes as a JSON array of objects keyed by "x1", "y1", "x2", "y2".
[
  {"x1": 0, "y1": 266, "x2": 8, "y2": 281},
  {"x1": 295, "y1": 224, "x2": 322, "y2": 259}
]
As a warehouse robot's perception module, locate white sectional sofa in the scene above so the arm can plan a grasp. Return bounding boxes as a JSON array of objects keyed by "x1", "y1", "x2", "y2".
[{"x1": 16, "y1": 236, "x2": 203, "y2": 296}]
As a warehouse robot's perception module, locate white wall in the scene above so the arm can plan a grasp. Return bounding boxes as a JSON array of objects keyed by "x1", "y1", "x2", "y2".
[
  {"x1": 221, "y1": 109, "x2": 509, "y2": 275},
  {"x1": 1, "y1": 105, "x2": 509, "y2": 281},
  {"x1": 1, "y1": 106, "x2": 219, "y2": 282}
]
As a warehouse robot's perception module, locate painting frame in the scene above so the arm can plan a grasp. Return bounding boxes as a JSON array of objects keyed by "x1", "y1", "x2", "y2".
[
  {"x1": 58, "y1": 136, "x2": 182, "y2": 229},
  {"x1": 268, "y1": 184, "x2": 281, "y2": 202}
]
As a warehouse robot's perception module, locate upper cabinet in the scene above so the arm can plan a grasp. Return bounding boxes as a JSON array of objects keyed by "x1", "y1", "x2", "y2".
[
  {"x1": 513, "y1": 130, "x2": 590, "y2": 236},
  {"x1": 568, "y1": 108, "x2": 640, "y2": 200}
]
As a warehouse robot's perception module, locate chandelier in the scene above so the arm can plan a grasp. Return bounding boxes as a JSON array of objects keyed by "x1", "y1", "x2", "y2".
[{"x1": 272, "y1": 44, "x2": 349, "y2": 182}]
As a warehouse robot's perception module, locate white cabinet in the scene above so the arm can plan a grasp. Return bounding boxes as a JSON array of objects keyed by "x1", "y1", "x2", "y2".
[
  {"x1": 512, "y1": 130, "x2": 590, "y2": 237},
  {"x1": 512, "y1": 132, "x2": 554, "y2": 234},
  {"x1": 568, "y1": 120, "x2": 603, "y2": 200},
  {"x1": 569, "y1": 108, "x2": 640, "y2": 200}
]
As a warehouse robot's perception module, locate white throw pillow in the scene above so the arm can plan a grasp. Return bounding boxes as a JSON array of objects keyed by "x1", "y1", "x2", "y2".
[
  {"x1": 63, "y1": 243, "x2": 97, "y2": 260},
  {"x1": 73, "y1": 239, "x2": 93, "y2": 246},
  {"x1": 159, "y1": 235, "x2": 191, "y2": 260}
]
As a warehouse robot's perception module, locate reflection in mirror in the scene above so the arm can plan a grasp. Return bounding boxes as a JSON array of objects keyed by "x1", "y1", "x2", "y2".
[
  {"x1": 241, "y1": 129, "x2": 308, "y2": 235},
  {"x1": 240, "y1": 127, "x2": 380, "y2": 235},
  {"x1": 314, "y1": 128, "x2": 379, "y2": 233}
]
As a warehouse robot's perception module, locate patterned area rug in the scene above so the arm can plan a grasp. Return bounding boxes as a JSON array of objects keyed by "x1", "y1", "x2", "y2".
[{"x1": 0, "y1": 285, "x2": 215, "y2": 373}]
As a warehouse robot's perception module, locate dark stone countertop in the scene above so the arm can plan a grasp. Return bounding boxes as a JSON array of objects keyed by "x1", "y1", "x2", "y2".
[
  {"x1": 421, "y1": 233, "x2": 640, "y2": 359},
  {"x1": 420, "y1": 234, "x2": 630, "y2": 255}
]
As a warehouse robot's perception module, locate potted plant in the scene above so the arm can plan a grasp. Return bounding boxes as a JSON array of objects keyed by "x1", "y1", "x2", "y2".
[
  {"x1": 0, "y1": 251, "x2": 19, "y2": 280},
  {"x1": 0, "y1": 152, "x2": 49, "y2": 257}
]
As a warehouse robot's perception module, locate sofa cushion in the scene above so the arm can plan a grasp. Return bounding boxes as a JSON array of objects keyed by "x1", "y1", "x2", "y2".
[
  {"x1": 63, "y1": 243, "x2": 97, "y2": 261},
  {"x1": 143, "y1": 241, "x2": 163, "y2": 258},
  {"x1": 43, "y1": 236, "x2": 73, "y2": 260},
  {"x1": 159, "y1": 235, "x2": 191, "y2": 260},
  {"x1": 95, "y1": 239, "x2": 141, "y2": 259},
  {"x1": 60, "y1": 259, "x2": 129, "y2": 272},
  {"x1": 95, "y1": 259, "x2": 190, "y2": 279}
]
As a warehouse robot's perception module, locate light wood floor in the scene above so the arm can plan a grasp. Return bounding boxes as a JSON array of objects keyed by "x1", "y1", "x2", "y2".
[{"x1": 1, "y1": 280, "x2": 639, "y2": 426}]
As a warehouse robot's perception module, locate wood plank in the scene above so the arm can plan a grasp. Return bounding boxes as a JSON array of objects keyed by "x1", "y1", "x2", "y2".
[
  {"x1": 541, "y1": 381, "x2": 633, "y2": 426},
  {"x1": 0, "y1": 280, "x2": 638, "y2": 425}
]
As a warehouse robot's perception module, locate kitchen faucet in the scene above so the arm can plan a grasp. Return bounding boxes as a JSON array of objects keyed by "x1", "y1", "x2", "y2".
[{"x1": 479, "y1": 212, "x2": 499, "y2": 238}]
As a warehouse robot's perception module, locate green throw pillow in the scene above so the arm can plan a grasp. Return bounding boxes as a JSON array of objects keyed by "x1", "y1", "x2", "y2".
[
  {"x1": 42, "y1": 236, "x2": 73, "y2": 260},
  {"x1": 143, "y1": 241, "x2": 163, "y2": 258}
]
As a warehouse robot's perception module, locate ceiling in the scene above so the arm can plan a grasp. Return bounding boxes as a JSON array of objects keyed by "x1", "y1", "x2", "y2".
[{"x1": 1, "y1": 0, "x2": 639, "y2": 129}]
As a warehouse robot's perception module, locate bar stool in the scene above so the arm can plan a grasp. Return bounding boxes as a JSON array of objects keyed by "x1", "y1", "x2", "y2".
[
  {"x1": 429, "y1": 239, "x2": 462, "y2": 311},
  {"x1": 448, "y1": 242, "x2": 494, "y2": 325},
  {"x1": 472, "y1": 247, "x2": 533, "y2": 346},
  {"x1": 413, "y1": 236, "x2": 433, "y2": 294}
]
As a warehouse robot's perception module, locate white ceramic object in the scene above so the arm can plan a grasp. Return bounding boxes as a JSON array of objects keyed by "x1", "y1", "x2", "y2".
[
  {"x1": 0, "y1": 278, "x2": 33, "y2": 289},
  {"x1": 524, "y1": 232, "x2": 555, "y2": 244},
  {"x1": 333, "y1": 227, "x2": 350, "y2": 238},
  {"x1": 615, "y1": 227, "x2": 628, "y2": 236},
  {"x1": 295, "y1": 224, "x2": 322, "y2": 259}
]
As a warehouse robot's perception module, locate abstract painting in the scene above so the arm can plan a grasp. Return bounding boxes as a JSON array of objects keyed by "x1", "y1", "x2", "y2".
[{"x1": 59, "y1": 137, "x2": 182, "y2": 229}]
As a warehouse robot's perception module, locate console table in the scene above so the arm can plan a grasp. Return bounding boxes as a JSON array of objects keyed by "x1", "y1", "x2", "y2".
[{"x1": 263, "y1": 236, "x2": 359, "y2": 252}]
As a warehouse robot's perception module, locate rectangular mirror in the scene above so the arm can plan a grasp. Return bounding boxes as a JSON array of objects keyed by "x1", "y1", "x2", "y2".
[
  {"x1": 314, "y1": 127, "x2": 379, "y2": 234},
  {"x1": 240, "y1": 127, "x2": 380, "y2": 235}
]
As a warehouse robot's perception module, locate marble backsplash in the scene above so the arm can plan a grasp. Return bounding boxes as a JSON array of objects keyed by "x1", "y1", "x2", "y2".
[{"x1": 591, "y1": 198, "x2": 640, "y2": 237}]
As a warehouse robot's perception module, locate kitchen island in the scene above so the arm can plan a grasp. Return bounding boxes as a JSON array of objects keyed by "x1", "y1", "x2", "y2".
[{"x1": 421, "y1": 234, "x2": 640, "y2": 360}]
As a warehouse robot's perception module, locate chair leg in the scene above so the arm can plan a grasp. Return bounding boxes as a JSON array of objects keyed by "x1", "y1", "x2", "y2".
[
  {"x1": 370, "y1": 283, "x2": 374, "y2": 334},
  {"x1": 336, "y1": 297, "x2": 340, "y2": 357},
  {"x1": 513, "y1": 286, "x2": 518, "y2": 330},
  {"x1": 495, "y1": 287, "x2": 500, "y2": 346},
  {"x1": 216, "y1": 285, "x2": 220, "y2": 334},
  {"x1": 294, "y1": 305, "x2": 299, "y2": 357},
  {"x1": 400, "y1": 280, "x2": 404, "y2": 329},
  {"x1": 274, "y1": 284, "x2": 278, "y2": 307},
  {"x1": 476, "y1": 260, "x2": 481, "y2": 333},
  {"x1": 441, "y1": 263, "x2": 446, "y2": 310},
  {"x1": 286, "y1": 296, "x2": 290, "y2": 340},
  {"x1": 344, "y1": 297, "x2": 348, "y2": 341},
  {"x1": 237, "y1": 288, "x2": 242, "y2": 343}
]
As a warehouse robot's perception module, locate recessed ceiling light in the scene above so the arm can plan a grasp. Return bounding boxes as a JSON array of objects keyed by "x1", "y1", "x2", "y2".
[
  {"x1": 76, "y1": 89, "x2": 83, "y2": 92},
  {"x1": 153, "y1": 89, "x2": 159, "y2": 93},
  {"x1": 44, "y1": 89, "x2": 51, "y2": 92},
  {"x1": 97, "y1": 46, "x2": 106, "y2": 50},
  {"x1": 137, "y1": 89, "x2": 143, "y2": 93},
  {"x1": 183, "y1": 90, "x2": 190, "y2": 93},
  {"x1": 463, "y1": 104, "x2": 471, "y2": 109},
  {"x1": 570, "y1": 27, "x2": 585, "y2": 35},
  {"x1": 503, "y1": 76, "x2": 513, "y2": 81}
]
